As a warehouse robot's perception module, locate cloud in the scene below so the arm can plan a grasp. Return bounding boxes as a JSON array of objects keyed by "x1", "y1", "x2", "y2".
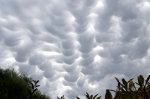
[{"x1": 1, "y1": 0, "x2": 150, "y2": 99}]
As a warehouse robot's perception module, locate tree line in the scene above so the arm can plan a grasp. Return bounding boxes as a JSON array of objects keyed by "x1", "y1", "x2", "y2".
[{"x1": 0, "y1": 68, "x2": 150, "y2": 99}]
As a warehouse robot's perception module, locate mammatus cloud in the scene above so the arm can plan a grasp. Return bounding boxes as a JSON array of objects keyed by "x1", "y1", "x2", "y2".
[{"x1": 0, "y1": 0, "x2": 150, "y2": 98}]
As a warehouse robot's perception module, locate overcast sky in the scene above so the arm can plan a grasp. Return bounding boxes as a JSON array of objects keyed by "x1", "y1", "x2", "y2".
[{"x1": 0, "y1": 0, "x2": 150, "y2": 98}]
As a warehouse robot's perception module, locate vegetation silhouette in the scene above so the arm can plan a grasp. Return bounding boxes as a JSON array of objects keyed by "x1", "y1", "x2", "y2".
[
  {"x1": 1, "y1": 68, "x2": 150, "y2": 99},
  {"x1": 0, "y1": 68, "x2": 49, "y2": 99},
  {"x1": 111, "y1": 75, "x2": 150, "y2": 99}
]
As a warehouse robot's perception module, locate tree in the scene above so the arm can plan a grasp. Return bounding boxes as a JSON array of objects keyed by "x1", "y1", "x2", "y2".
[{"x1": 0, "y1": 68, "x2": 49, "y2": 99}]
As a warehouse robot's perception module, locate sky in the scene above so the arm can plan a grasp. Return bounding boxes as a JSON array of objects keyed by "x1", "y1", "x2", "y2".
[{"x1": 0, "y1": 0, "x2": 150, "y2": 98}]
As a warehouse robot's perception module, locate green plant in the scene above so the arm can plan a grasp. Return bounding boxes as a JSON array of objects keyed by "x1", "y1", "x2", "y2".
[
  {"x1": 29, "y1": 80, "x2": 40, "y2": 99},
  {"x1": 105, "y1": 90, "x2": 112, "y2": 99},
  {"x1": 57, "y1": 95, "x2": 65, "y2": 99},
  {"x1": 0, "y1": 68, "x2": 49, "y2": 99},
  {"x1": 76, "y1": 92, "x2": 101, "y2": 99},
  {"x1": 109, "y1": 75, "x2": 150, "y2": 99}
]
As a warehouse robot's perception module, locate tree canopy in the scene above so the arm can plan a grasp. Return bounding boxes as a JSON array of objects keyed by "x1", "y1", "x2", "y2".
[{"x1": 0, "y1": 68, "x2": 49, "y2": 99}]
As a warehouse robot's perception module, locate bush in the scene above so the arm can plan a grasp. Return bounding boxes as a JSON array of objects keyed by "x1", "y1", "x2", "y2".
[
  {"x1": 110, "y1": 75, "x2": 150, "y2": 99},
  {"x1": 0, "y1": 68, "x2": 49, "y2": 99}
]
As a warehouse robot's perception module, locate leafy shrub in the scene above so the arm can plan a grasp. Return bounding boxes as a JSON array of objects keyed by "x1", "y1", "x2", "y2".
[
  {"x1": 0, "y1": 68, "x2": 49, "y2": 99},
  {"x1": 108, "y1": 75, "x2": 150, "y2": 99}
]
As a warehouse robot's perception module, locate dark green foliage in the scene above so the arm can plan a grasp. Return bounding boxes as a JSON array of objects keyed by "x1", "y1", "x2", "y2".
[
  {"x1": 105, "y1": 90, "x2": 112, "y2": 99},
  {"x1": 76, "y1": 92, "x2": 101, "y2": 99},
  {"x1": 0, "y1": 68, "x2": 49, "y2": 99},
  {"x1": 85, "y1": 92, "x2": 101, "y2": 99},
  {"x1": 32, "y1": 91, "x2": 50, "y2": 99},
  {"x1": 29, "y1": 80, "x2": 40, "y2": 99},
  {"x1": 110, "y1": 75, "x2": 150, "y2": 99},
  {"x1": 57, "y1": 95, "x2": 65, "y2": 99}
]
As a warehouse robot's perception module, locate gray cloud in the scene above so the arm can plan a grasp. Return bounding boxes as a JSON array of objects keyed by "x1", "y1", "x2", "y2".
[{"x1": 1, "y1": 0, "x2": 150, "y2": 99}]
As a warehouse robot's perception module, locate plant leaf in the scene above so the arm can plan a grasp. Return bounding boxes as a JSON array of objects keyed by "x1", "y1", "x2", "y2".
[
  {"x1": 138, "y1": 75, "x2": 144, "y2": 87},
  {"x1": 93, "y1": 94, "x2": 98, "y2": 99},
  {"x1": 122, "y1": 78, "x2": 128, "y2": 90},
  {"x1": 115, "y1": 77, "x2": 120, "y2": 83},
  {"x1": 146, "y1": 75, "x2": 150, "y2": 85},
  {"x1": 105, "y1": 90, "x2": 112, "y2": 99}
]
